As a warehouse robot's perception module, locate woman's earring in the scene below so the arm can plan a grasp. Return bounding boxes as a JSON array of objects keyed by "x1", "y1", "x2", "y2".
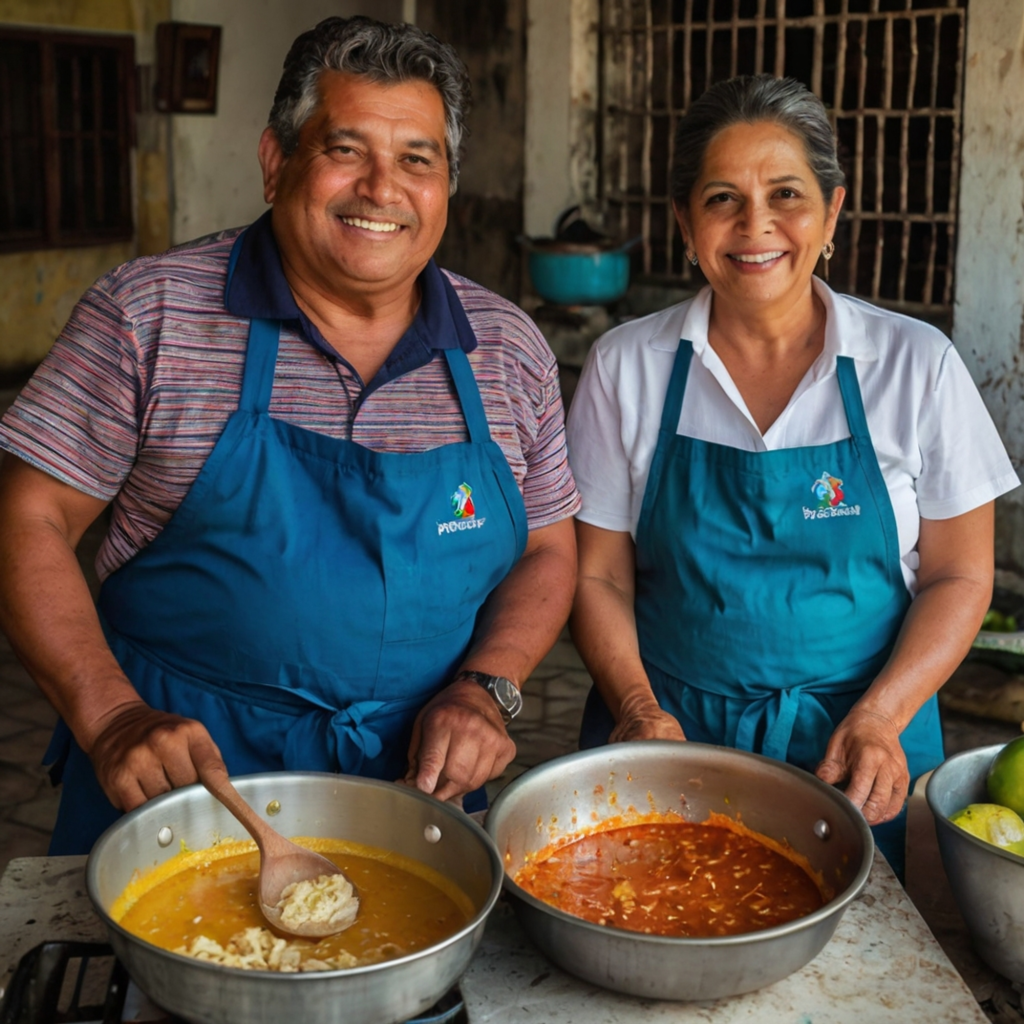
[
  {"x1": 821, "y1": 241, "x2": 835, "y2": 260},
  {"x1": 686, "y1": 249, "x2": 699, "y2": 266}
]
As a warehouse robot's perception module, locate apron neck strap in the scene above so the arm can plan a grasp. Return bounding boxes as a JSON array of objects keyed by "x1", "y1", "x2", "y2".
[
  {"x1": 439, "y1": 270, "x2": 491, "y2": 443},
  {"x1": 224, "y1": 229, "x2": 280, "y2": 415},
  {"x1": 835, "y1": 356, "x2": 870, "y2": 445},
  {"x1": 661, "y1": 339, "x2": 695, "y2": 433}
]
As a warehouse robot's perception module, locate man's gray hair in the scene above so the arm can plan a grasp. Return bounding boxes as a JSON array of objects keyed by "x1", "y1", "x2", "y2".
[
  {"x1": 671, "y1": 75, "x2": 846, "y2": 207},
  {"x1": 268, "y1": 16, "x2": 471, "y2": 196}
]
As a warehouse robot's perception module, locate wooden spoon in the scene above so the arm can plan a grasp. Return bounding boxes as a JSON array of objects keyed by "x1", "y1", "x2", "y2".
[{"x1": 197, "y1": 763, "x2": 359, "y2": 938}]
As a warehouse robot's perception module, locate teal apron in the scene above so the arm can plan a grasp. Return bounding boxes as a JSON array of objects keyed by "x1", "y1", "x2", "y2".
[
  {"x1": 580, "y1": 339, "x2": 943, "y2": 877},
  {"x1": 47, "y1": 242, "x2": 528, "y2": 854}
]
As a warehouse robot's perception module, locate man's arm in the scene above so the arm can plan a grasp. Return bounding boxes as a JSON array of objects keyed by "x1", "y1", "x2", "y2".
[
  {"x1": 0, "y1": 454, "x2": 224, "y2": 811},
  {"x1": 404, "y1": 516, "x2": 577, "y2": 802}
]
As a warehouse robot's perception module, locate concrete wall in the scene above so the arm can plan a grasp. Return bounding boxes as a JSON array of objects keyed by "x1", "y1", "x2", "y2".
[
  {"x1": 523, "y1": 0, "x2": 598, "y2": 239},
  {"x1": 168, "y1": 0, "x2": 403, "y2": 244},
  {"x1": 0, "y1": 0, "x2": 171, "y2": 374},
  {"x1": 953, "y1": 0, "x2": 1024, "y2": 575}
]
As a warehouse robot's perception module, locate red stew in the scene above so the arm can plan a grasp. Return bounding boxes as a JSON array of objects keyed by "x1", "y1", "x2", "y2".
[{"x1": 515, "y1": 819, "x2": 824, "y2": 937}]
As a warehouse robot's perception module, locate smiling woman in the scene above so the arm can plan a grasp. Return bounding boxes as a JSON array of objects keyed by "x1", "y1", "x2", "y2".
[{"x1": 565, "y1": 74, "x2": 1020, "y2": 880}]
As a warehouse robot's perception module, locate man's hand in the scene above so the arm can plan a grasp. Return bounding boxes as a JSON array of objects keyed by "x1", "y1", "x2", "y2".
[
  {"x1": 609, "y1": 693, "x2": 686, "y2": 743},
  {"x1": 815, "y1": 708, "x2": 909, "y2": 825},
  {"x1": 403, "y1": 678, "x2": 516, "y2": 803},
  {"x1": 87, "y1": 701, "x2": 227, "y2": 812}
]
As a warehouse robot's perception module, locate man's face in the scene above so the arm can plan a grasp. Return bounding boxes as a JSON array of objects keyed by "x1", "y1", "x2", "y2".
[{"x1": 259, "y1": 71, "x2": 451, "y2": 303}]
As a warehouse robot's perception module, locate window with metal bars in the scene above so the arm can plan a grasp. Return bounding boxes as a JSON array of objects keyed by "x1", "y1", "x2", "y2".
[
  {"x1": 599, "y1": 0, "x2": 966, "y2": 320},
  {"x1": 0, "y1": 28, "x2": 135, "y2": 252}
]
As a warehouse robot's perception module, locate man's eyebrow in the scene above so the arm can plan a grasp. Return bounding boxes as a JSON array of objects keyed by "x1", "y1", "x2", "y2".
[{"x1": 323, "y1": 127, "x2": 442, "y2": 155}]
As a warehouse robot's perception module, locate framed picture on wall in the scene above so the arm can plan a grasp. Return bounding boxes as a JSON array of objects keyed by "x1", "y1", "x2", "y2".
[{"x1": 155, "y1": 22, "x2": 221, "y2": 113}]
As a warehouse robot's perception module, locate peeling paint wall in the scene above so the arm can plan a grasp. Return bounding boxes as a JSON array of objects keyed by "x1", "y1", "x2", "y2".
[
  {"x1": 0, "y1": 0, "x2": 171, "y2": 373},
  {"x1": 417, "y1": 0, "x2": 526, "y2": 299},
  {"x1": 953, "y1": 0, "x2": 1024, "y2": 575},
  {"x1": 168, "y1": 0, "x2": 403, "y2": 243}
]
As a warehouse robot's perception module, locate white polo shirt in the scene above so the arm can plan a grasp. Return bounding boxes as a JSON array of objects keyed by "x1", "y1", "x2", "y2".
[{"x1": 565, "y1": 279, "x2": 1020, "y2": 593}]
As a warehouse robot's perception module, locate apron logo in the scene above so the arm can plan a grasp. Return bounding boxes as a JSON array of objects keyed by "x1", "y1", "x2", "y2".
[
  {"x1": 802, "y1": 471, "x2": 862, "y2": 520},
  {"x1": 438, "y1": 482, "x2": 487, "y2": 535},
  {"x1": 451, "y1": 482, "x2": 476, "y2": 519}
]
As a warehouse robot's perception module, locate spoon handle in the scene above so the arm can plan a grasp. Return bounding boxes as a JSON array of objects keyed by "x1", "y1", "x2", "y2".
[{"x1": 197, "y1": 762, "x2": 291, "y2": 858}]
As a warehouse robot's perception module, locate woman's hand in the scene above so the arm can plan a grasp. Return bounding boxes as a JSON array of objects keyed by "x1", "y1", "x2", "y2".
[
  {"x1": 610, "y1": 693, "x2": 686, "y2": 743},
  {"x1": 815, "y1": 708, "x2": 908, "y2": 825}
]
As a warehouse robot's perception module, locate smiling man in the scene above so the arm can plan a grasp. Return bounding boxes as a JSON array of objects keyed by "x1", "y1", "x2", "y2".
[{"x1": 0, "y1": 17, "x2": 580, "y2": 854}]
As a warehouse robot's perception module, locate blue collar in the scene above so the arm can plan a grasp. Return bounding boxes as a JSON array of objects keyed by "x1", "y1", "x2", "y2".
[{"x1": 223, "y1": 211, "x2": 475, "y2": 393}]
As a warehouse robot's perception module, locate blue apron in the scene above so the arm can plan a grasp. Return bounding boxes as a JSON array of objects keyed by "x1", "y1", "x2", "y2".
[
  {"x1": 580, "y1": 339, "x2": 943, "y2": 877},
  {"x1": 48, "y1": 244, "x2": 529, "y2": 854}
]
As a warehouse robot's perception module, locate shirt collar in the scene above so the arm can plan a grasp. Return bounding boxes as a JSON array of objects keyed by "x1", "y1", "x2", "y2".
[
  {"x1": 655, "y1": 279, "x2": 879, "y2": 368},
  {"x1": 223, "y1": 211, "x2": 473, "y2": 382}
]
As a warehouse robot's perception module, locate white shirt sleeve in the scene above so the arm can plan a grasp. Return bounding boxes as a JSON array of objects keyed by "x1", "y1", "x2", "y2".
[
  {"x1": 566, "y1": 342, "x2": 642, "y2": 534},
  {"x1": 914, "y1": 341, "x2": 1020, "y2": 519}
]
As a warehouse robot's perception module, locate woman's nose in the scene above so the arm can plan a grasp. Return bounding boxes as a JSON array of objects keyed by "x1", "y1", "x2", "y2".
[{"x1": 737, "y1": 198, "x2": 772, "y2": 236}]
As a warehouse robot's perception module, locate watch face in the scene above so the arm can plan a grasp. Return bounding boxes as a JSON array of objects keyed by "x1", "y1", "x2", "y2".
[{"x1": 494, "y1": 676, "x2": 522, "y2": 716}]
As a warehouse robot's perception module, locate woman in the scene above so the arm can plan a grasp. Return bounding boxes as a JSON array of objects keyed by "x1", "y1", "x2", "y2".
[{"x1": 565, "y1": 75, "x2": 1019, "y2": 877}]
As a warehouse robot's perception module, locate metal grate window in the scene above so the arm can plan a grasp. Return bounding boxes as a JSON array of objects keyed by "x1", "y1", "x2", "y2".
[
  {"x1": 0, "y1": 28, "x2": 134, "y2": 252},
  {"x1": 600, "y1": 0, "x2": 967, "y2": 318}
]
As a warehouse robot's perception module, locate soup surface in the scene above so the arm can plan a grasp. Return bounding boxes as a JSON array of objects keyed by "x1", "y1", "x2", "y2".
[
  {"x1": 113, "y1": 838, "x2": 472, "y2": 970},
  {"x1": 514, "y1": 815, "x2": 824, "y2": 937}
]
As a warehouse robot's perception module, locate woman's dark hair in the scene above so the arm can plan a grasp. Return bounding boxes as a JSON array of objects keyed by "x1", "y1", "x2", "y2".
[
  {"x1": 268, "y1": 16, "x2": 471, "y2": 196},
  {"x1": 671, "y1": 74, "x2": 846, "y2": 207}
]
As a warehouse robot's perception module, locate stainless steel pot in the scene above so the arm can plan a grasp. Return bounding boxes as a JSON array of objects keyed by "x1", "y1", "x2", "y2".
[
  {"x1": 86, "y1": 772, "x2": 503, "y2": 1024},
  {"x1": 485, "y1": 742, "x2": 873, "y2": 1001},
  {"x1": 926, "y1": 743, "x2": 1024, "y2": 982}
]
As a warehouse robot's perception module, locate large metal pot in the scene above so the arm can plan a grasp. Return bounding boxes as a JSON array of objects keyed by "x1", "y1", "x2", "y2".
[
  {"x1": 486, "y1": 742, "x2": 873, "y2": 1001},
  {"x1": 87, "y1": 772, "x2": 502, "y2": 1024},
  {"x1": 926, "y1": 743, "x2": 1024, "y2": 982}
]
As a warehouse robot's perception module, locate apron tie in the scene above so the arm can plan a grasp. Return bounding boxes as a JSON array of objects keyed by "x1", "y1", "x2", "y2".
[{"x1": 734, "y1": 686, "x2": 803, "y2": 762}]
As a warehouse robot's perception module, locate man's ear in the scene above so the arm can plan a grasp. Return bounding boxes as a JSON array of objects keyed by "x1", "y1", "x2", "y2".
[{"x1": 257, "y1": 127, "x2": 286, "y2": 204}]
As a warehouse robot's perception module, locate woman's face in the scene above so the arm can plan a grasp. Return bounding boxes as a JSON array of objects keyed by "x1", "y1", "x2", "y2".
[{"x1": 675, "y1": 120, "x2": 845, "y2": 316}]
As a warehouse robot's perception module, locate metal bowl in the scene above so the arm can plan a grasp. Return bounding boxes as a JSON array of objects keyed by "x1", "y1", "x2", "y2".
[
  {"x1": 926, "y1": 743, "x2": 1024, "y2": 982},
  {"x1": 485, "y1": 741, "x2": 873, "y2": 1001},
  {"x1": 87, "y1": 772, "x2": 503, "y2": 1024}
]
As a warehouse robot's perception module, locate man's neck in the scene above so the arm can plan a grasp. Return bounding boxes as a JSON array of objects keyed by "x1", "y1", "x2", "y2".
[{"x1": 280, "y1": 254, "x2": 423, "y2": 384}]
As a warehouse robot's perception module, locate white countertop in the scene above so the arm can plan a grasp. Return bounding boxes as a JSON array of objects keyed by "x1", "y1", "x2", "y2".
[{"x1": 0, "y1": 853, "x2": 989, "y2": 1023}]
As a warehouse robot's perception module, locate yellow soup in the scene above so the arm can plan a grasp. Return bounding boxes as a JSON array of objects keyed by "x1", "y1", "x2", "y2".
[{"x1": 112, "y1": 837, "x2": 473, "y2": 970}]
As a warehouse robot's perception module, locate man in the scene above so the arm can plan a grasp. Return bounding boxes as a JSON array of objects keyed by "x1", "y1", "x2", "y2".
[{"x1": 0, "y1": 17, "x2": 579, "y2": 854}]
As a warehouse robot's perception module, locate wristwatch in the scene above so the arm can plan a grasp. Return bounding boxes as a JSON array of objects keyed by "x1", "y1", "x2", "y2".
[{"x1": 455, "y1": 670, "x2": 523, "y2": 724}]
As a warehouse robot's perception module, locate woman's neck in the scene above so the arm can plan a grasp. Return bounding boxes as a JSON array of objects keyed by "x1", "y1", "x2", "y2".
[{"x1": 706, "y1": 285, "x2": 827, "y2": 436}]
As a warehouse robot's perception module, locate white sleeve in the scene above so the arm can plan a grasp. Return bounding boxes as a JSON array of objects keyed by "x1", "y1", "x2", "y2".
[
  {"x1": 915, "y1": 343, "x2": 1020, "y2": 519},
  {"x1": 565, "y1": 345, "x2": 638, "y2": 533}
]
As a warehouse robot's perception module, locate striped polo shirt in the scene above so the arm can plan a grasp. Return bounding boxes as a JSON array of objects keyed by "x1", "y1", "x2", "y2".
[{"x1": 0, "y1": 214, "x2": 580, "y2": 582}]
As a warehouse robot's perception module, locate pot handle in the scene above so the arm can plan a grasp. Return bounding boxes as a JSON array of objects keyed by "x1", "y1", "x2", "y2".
[{"x1": 613, "y1": 235, "x2": 644, "y2": 254}]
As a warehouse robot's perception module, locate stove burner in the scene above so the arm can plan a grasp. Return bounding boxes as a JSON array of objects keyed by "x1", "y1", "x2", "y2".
[{"x1": 0, "y1": 942, "x2": 468, "y2": 1024}]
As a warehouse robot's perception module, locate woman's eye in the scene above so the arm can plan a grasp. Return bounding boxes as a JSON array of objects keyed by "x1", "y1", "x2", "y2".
[
  {"x1": 706, "y1": 192, "x2": 732, "y2": 205},
  {"x1": 776, "y1": 188, "x2": 798, "y2": 199}
]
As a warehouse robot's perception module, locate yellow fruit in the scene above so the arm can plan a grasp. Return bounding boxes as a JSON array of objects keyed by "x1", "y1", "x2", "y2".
[
  {"x1": 987, "y1": 736, "x2": 1024, "y2": 818},
  {"x1": 950, "y1": 803, "x2": 1024, "y2": 854}
]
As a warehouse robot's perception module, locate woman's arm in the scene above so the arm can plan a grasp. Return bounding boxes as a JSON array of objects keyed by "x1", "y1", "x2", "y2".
[
  {"x1": 570, "y1": 521, "x2": 685, "y2": 742},
  {"x1": 816, "y1": 502, "x2": 994, "y2": 824}
]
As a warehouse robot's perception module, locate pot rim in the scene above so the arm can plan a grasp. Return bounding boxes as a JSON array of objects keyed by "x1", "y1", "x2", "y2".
[
  {"x1": 487, "y1": 741, "x2": 874, "y2": 947},
  {"x1": 86, "y1": 771, "x2": 504, "y2": 980}
]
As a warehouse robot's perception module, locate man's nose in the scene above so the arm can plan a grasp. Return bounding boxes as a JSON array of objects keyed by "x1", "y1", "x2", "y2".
[{"x1": 355, "y1": 155, "x2": 402, "y2": 206}]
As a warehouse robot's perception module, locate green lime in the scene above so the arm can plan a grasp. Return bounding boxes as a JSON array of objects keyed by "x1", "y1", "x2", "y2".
[
  {"x1": 987, "y1": 736, "x2": 1024, "y2": 817},
  {"x1": 949, "y1": 803, "x2": 1024, "y2": 850}
]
